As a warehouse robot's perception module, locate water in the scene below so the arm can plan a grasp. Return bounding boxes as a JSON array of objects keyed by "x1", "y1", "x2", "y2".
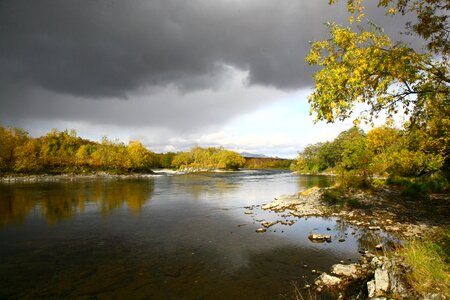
[{"x1": 0, "y1": 171, "x2": 390, "y2": 299}]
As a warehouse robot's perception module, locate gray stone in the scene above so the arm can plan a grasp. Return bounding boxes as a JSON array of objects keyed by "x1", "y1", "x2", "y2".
[
  {"x1": 331, "y1": 263, "x2": 359, "y2": 278},
  {"x1": 308, "y1": 234, "x2": 332, "y2": 242},
  {"x1": 367, "y1": 280, "x2": 376, "y2": 298},
  {"x1": 315, "y1": 273, "x2": 342, "y2": 286},
  {"x1": 375, "y1": 268, "x2": 390, "y2": 293},
  {"x1": 423, "y1": 293, "x2": 445, "y2": 300},
  {"x1": 369, "y1": 226, "x2": 381, "y2": 230}
]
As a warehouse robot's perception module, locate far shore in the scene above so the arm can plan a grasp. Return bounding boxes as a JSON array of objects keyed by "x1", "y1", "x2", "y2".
[{"x1": 0, "y1": 168, "x2": 293, "y2": 183}]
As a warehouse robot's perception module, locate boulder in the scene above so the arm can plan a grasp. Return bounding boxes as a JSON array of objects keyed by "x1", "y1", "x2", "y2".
[
  {"x1": 331, "y1": 264, "x2": 359, "y2": 278},
  {"x1": 367, "y1": 280, "x2": 376, "y2": 298},
  {"x1": 374, "y1": 268, "x2": 390, "y2": 293},
  {"x1": 308, "y1": 234, "x2": 332, "y2": 242},
  {"x1": 315, "y1": 273, "x2": 342, "y2": 287}
]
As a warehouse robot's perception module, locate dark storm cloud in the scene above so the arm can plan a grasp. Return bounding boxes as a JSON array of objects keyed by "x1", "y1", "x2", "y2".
[
  {"x1": 0, "y1": 0, "x2": 417, "y2": 132},
  {"x1": 0, "y1": 0, "x2": 353, "y2": 98}
]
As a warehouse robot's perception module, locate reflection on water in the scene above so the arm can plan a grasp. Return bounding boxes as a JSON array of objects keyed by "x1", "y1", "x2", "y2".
[
  {"x1": 0, "y1": 178, "x2": 154, "y2": 225},
  {"x1": 0, "y1": 171, "x2": 395, "y2": 299}
]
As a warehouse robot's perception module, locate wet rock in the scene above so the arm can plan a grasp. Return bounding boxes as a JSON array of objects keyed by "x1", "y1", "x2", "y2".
[
  {"x1": 385, "y1": 225, "x2": 400, "y2": 232},
  {"x1": 308, "y1": 234, "x2": 332, "y2": 242},
  {"x1": 331, "y1": 263, "x2": 359, "y2": 278},
  {"x1": 369, "y1": 226, "x2": 381, "y2": 230},
  {"x1": 338, "y1": 238, "x2": 346, "y2": 242},
  {"x1": 280, "y1": 220, "x2": 295, "y2": 226},
  {"x1": 255, "y1": 228, "x2": 266, "y2": 233},
  {"x1": 315, "y1": 273, "x2": 342, "y2": 286},
  {"x1": 261, "y1": 221, "x2": 279, "y2": 228},
  {"x1": 244, "y1": 211, "x2": 253, "y2": 215}
]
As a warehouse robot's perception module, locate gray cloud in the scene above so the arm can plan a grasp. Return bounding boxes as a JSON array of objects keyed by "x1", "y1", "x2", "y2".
[
  {"x1": 0, "y1": 0, "x2": 418, "y2": 135},
  {"x1": 0, "y1": 0, "x2": 351, "y2": 98}
]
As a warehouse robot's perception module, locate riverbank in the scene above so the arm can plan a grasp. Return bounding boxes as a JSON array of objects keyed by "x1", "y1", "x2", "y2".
[
  {"x1": 261, "y1": 187, "x2": 449, "y2": 299},
  {"x1": 0, "y1": 168, "x2": 253, "y2": 183},
  {"x1": 0, "y1": 171, "x2": 163, "y2": 183}
]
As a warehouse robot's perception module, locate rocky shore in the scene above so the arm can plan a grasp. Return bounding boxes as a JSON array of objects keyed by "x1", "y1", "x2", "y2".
[
  {"x1": 0, "y1": 172, "x2": 160, "y2": 183},
  {"x1": 260, "y1": 187, "x2": 449, "y2": 300},
  {"x1": 261, "y1": 187, "x2": 448, "y2": 239}
]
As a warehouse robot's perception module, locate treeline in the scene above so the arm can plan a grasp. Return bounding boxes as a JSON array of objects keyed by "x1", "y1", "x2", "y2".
[
  {"x1": 243, "y1": 157, "x2": 293, "y2": 170},
  {"x1": 0, "y1": 127, "x2": 246, "y2": 174},
  {"x1": 293, "y1": 125, "x2": 449, "y2": 191},
  {"x1": 171, "y1": 146, "x2": 245, "y2": 170}
]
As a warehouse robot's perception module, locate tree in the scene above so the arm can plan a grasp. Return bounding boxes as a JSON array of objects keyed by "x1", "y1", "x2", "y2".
[
  {"x1": 307, "y1": 0, "x2": 449, "y2": 177},
  {"x1": 308, "y1": 0, "x2": 448, "y2": 125},
  {"x1": 126, "y1": 141, "x2": 155, "y2": 171},
  {"x1": 0, "y1": 127, "x2": 29, "y2": 171}
]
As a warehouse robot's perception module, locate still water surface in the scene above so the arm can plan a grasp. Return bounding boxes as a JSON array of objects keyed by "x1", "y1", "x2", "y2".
[{"x1": 0, "y1": 170, "x2": 386, "y2": 299}]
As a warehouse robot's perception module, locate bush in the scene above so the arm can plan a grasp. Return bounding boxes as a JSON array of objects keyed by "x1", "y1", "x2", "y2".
[
  {"x1": 321, "y1": 187, "x2": 346, "y2": 205},
  {"x1": 346, "y1": 197, "x2": 362, "y2": 208}
]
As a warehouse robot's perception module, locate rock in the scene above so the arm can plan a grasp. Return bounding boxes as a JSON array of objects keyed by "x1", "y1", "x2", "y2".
[
  {"x1": 331, "y1": 263, "x2": 359, "y2": 278},
  {"x1": 375, "y1": 243, "x2": 383, "y2": 250},
  {"x1": 338, "y1": 238, "x2": 346, "y2": 242},
  {"x1": 369, "y1": 226, "x2": 381, "y2": 230},
  {"x1": 315, "y1": 273, "x2": 342, "y2": 286},
  {"x1": 308, "y1": 234, "x2": 332, "y2": 242},
  {"x1": 303, "y1": 264, "x2": 308, "y2": 268},
  {"x1": 367, "y1": 280, "x2": 376, "y2": 298},
  {"x1": 423, "y1": 293, "x2": 445, "y2": 300},
  {"x1": 255, "y1": 228, "x2": 266, "y2": 233},
  {"x1": 374, "y1": 268, "x2": 390, "y2": 293},
  {"x1": 244, "y1": 211, "x2": 253, "y2": 215},
  {"x1": 385, "y1": 225, "x2": 400, "y2": 232},
  {"x1": 261, "y1": 221, "x2": 279, "y2": 228}
]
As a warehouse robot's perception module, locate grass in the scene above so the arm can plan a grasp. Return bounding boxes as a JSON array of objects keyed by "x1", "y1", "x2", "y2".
[{"x1": 400, "y1": 228, "x2": 450, "y2": 298}]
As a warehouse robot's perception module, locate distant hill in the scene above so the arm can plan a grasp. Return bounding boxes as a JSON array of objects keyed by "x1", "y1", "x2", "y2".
[{"x1": 240, "y1": 152, "x2": 268, "y2": 158}]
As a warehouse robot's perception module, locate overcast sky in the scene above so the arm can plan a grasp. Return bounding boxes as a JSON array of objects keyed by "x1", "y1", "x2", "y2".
[{"x1": 0, "y1": 0, "x2": 415, "y2": 157}]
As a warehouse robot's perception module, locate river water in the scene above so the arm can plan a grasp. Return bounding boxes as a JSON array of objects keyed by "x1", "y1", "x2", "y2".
[{"x1": 0, "y1": 170, "x2": 388, "y2": 299}]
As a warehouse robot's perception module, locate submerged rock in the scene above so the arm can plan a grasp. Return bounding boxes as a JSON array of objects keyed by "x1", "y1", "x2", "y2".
[{"x1": 261, "y1": 221, "x2": 279, "y2": 228}]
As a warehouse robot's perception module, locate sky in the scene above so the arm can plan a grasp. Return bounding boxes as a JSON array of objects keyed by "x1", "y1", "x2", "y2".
[{"x1": 0, "y1": 0, "x2": 416, "y2": 158}]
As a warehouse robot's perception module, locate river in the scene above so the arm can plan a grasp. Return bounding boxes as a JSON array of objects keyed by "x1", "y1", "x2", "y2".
[{"x1": 0, "y1": 170, "x2": 387, "y2": 299}]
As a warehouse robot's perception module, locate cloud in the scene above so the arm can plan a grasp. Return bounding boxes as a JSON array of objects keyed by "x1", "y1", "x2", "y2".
[
  {"x1": 0, "y1": 0, "x2": 420, "y2": 155},
  {"x1": 0, "y1": 66, "x2": 287, "y2": 132},
  {"x1": 0, "y1": 0, "x2": 352, "y2": 99}
]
